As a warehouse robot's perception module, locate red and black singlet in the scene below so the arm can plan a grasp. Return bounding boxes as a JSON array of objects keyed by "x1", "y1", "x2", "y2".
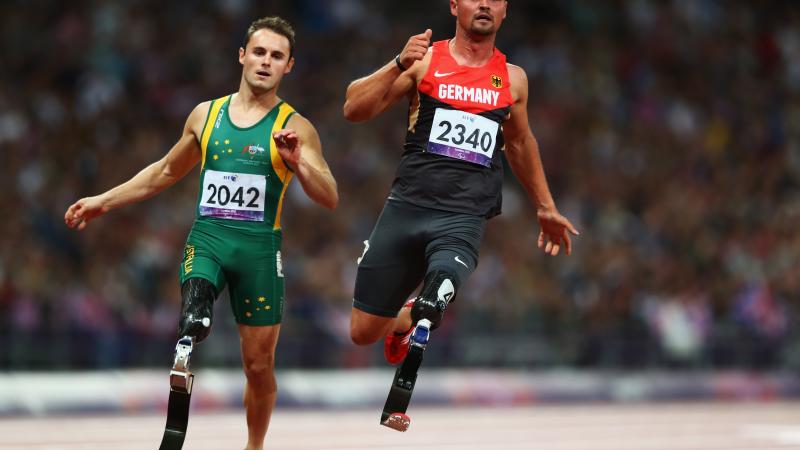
[{"x1": 390, "y1": 40, "x2": 514, "y2": 218}]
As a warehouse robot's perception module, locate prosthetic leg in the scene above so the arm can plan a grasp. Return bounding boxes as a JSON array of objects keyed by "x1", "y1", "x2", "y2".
[
  {"x1": 381, "y1": 270, "x2": 456, "y2": 432},
  {"x1": 159, "y1": 278, "x2": 216, "y2": 450}
]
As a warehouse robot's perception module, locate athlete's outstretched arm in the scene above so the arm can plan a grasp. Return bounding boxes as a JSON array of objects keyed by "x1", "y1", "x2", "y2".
[
  {"x1": 64, "y1": 103, "x2": 208, "y2": 230},
  {"x1": 503, "y1": 65, "x2": 579, "y2": 256},
  {"x1": 274, "y1": 114, "x2": 338, "y2": 210},
  {"x1": 342, "y1": 29, "x2": 431, "y2": 122}
]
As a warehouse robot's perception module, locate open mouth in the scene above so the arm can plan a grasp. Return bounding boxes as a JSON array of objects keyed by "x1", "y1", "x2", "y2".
[
  {"x1": 475, "y1": 13, "x2": 493, "y2": 22},
  {"x1": 256, "y1": 70, "x2": 271, "y2": 78}
]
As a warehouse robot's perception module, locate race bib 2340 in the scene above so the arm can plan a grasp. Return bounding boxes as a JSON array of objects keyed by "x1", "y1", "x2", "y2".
[{"x1": 427, "y1": 108, "x2": 499, "y2": 167}]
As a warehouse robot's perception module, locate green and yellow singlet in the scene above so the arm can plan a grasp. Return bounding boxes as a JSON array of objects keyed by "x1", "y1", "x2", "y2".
[{"x1": 196, "y1": 95, "x2": 295, "y2": 232}]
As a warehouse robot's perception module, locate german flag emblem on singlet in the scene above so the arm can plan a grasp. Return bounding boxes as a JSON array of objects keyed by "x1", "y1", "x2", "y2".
[{"x1": 491, "y1": 75, "x2": 502, "y2": 88}]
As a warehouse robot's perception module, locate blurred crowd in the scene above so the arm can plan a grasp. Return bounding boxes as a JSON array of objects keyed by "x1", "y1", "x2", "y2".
[{"x1": 1, "y1": 0, "x2": 798, "y2": 370}]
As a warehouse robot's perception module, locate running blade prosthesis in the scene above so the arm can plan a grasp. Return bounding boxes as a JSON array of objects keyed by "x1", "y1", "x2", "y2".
[
  {"x1": 380, "y1": 319, "x2": 432, "y2": 432},
  {"x1": 159, "y1": 337, "x2": 195, "y2": 450}
]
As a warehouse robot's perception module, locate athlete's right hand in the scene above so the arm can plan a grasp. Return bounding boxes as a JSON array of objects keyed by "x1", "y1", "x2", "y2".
[
  {"x1": 398, "y1": 29, "x2": 432, "y2": 70},
  {"x1": 64, "y1": 196, "x2": 108, "y2": 231}
]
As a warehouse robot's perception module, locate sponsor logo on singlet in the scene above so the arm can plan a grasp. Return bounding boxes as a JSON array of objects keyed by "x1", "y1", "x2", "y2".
[
  {"x1": 214, "y1": 106, "x2": 225, "y2": 129},
  {"x1": 434, "y1": 70, "x2": 457, "y2": 78}
]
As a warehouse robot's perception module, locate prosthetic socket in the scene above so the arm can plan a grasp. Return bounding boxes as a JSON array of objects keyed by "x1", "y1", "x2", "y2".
[
  {"x1": 178, "y1": 278, "x2": 217, "y2": 343},
  {"x1": 410, "y1": 270, "x2": 457, "y2": 331}
]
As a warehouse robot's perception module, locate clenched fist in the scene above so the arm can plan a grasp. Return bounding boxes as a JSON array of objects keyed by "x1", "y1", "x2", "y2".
[
  {"x1": 398, "y1": 29, "x2": 432, "y2": 70},
  {"x1": 274, "y1": 129, "x2": 301, "y2": 171}
]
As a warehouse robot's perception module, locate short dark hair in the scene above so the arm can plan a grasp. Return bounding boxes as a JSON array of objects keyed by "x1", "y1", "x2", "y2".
[{"x1": 243, "y1": 16, "x2": 295, "y2": 58}]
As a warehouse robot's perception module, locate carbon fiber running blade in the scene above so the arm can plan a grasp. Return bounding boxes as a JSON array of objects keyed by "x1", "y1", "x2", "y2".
[
  {"x1": 380, "y1": 341, "x2": 426, "y2": 431},
  {"x1": 159, "y1": 388, "x2": 191, "y2": 449}
]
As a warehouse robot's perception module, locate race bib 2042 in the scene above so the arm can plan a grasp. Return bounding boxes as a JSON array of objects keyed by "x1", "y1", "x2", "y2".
[
  {"x1": 427, "y1": 108, "x2": 499, "y2": 167},
  {"x1": 199, "y1": 170, "x2": 266, "y2": 221}
]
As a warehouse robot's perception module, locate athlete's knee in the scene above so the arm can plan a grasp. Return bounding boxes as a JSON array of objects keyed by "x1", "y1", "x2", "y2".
[
  {"x1": 242, "y1": 353, "x2": 276, "y2": 387},
  {"x1": 349, "y1": 308, "x2": 392, "y2": 345},
  {"x1": 178, "y1": 278, "x2": 218, "y2": 344},
  {"x1": 349, "y1": 322, "x2": 382, "y2": 346},
  {"x1": 411, "y1": 269, "x2": 458, "y2": 331}
]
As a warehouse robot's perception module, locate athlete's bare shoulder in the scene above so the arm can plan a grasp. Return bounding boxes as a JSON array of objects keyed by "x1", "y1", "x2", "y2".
[
  {"x1": 194, "y1": 100, "x2": 214, "y2": 114},
  {"x1": 506, "y1": 64, "x2": 528, "y2": 85},
  {"x1": 186, "y1": 95, "x2": 234, "y2": 137},
  {"x1": 505, "y1": 63, "x2": 528, "y2": 103},
  {"x1": 184, "y1": 100, "x2": 213, "y2": 137},
  {"x1": 285, "y1": 111, "x2": 315, "y2": 134}
]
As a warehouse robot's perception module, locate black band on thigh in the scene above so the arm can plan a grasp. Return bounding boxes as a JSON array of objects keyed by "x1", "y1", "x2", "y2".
[{"x1": 427, "y1": 251, "x2": 475, "y2": 292}]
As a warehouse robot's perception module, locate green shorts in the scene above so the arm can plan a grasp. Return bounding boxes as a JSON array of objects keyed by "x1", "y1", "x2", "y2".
[{"x1": 179, "y1": 219, "x2": 285, "y2": 326}]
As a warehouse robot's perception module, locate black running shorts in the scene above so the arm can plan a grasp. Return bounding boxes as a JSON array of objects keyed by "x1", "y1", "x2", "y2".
[{"x1": 353, "y1": 198, "x2": 486, "y2": 317}]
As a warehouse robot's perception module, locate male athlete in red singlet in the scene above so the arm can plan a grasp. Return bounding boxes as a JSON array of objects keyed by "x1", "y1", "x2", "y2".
[{"x1": 343, "y1": 0, "x2": 579, "y2": 367}]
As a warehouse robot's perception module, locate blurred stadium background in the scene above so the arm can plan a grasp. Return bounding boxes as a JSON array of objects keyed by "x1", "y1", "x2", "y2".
[{"x1": 1, "y1": 0, "x2": 799, "y2": 444}]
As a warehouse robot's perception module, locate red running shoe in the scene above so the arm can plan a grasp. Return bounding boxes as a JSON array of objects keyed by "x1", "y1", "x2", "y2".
[{"x1": 384, "y1": 299, "x2": 415, "y2": 365}]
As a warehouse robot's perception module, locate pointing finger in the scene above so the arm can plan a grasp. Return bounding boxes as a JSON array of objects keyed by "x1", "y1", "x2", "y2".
[
  {"x1": 567, "y1": 221, "x2": 580, "y2": 236},
  {"x1": 563, "y1": 231, "x2": 572, "y2": 256}
]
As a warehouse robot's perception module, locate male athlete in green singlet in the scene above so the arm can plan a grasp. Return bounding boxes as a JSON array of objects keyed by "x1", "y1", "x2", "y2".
[{"x1": 65, "y1": 17, "x2": 338, "y2": 450}]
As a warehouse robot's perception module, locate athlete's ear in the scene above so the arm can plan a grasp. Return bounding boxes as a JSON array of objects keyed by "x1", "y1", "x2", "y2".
[
  {"x1": 239, "y1": 47, "x2": 246, "y2": 65},
  {"x1": 285, "y1": 56, "x2": 294, "y2": 74}
]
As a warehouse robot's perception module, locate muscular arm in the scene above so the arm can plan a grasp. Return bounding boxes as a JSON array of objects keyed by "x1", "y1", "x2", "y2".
[
  {"x1": 275, "y1": 114, "x2": 338, "y2": 210},
  {"x1": 64, "y1": 102, "x2": 208, "y2": 229},
  {"x1": 503, "y1": 66, "x2": 556, "y2": 212},
  {"x1": 342, "y1": 62, "x2": 417, "y2": 122},
  {"x1": 342, "y1": 30, "x2": 431, "y2": 122},
  {"x1": 504, "y1": 65, "x2": 579, "y2": 255}
]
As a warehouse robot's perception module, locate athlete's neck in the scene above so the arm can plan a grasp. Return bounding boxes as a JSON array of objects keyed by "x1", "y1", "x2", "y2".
[
  {"x1": 228, "y1": 87, "x2": 282, "y2": 128},
  {"x1": 450, "y1": 28, "x2": 496, "y2": 67},
  {"x1": 234, "y1": 83, "x2": 281, "y2": 113}
]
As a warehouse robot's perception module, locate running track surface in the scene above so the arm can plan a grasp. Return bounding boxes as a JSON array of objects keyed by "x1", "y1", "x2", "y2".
[{"x1": 1, "y1": 402, "x2": 798, "y2": 449}]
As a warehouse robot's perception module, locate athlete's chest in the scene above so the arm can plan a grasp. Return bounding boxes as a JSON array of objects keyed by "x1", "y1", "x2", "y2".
[
  {"x1": 199, "y1": 128, "x2": 280, "y2": 223},
  {"x1": 424, "y1": 70, "x2": 508, "y2": 111},
  {"x1": 206, "y1": 127, "x2": 273, "y2": 170},
  {"x1": 419, "y1": 48, "x2": 513, "y2": 114}
]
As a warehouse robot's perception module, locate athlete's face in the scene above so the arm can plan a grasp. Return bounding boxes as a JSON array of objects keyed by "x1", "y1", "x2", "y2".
[
  {"x1": 451, "y1": 0, "x2": 507, "y2": 37},
  {"x1": 239, "y1": 29, "x2": 294, "y2": 95}
]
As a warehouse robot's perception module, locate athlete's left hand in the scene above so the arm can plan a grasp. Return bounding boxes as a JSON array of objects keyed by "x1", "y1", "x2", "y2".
[
  {"x1": 536, "y1": 207, "x2": 579, "y2": 256},
  {"x1": 274, "y1": 129, "x2": 301, "y2": 171}
]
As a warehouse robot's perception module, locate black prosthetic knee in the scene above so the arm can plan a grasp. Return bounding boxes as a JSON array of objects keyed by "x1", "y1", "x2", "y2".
[
  {"x1": 410, "y1": 269, "x2": 458, "y2": 331},
  {"x1": 178, "y1": 278, "x2": 218, "y2": 344}
]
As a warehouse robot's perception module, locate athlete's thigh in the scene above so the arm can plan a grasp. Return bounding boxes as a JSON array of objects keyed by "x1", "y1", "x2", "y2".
[
  {"x1": 424, "y1": 211, "x2": 486, "y2": 288},
  {"x1": 354, "y1": 200, "x2": 427, "y2": 318},
  {"x1": 227, "y1": 234, "x2": 285, "y2": 326},
  {"x1": 180, "y1": 227, "x2": 227, "y2": 293},
  {"x1": 238, "y1": 323, "x2": 281, "y2": 367}
]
